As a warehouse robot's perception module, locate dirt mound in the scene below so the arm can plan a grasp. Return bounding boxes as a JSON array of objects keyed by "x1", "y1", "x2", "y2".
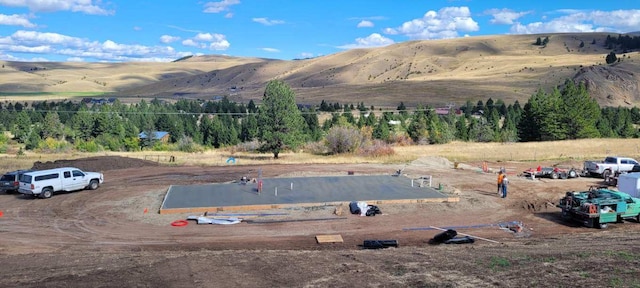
[
  {"x1": 31, "y1": 156, "x2": 159, "y2": 172},
  {"x1": 410, "y1": 156, "x2": 453, "y2": 169}
]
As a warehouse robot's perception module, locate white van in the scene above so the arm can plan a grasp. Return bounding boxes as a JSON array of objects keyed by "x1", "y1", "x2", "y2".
[{"x1": 18, "y1": 167, "x2": 104, "y2": 199}]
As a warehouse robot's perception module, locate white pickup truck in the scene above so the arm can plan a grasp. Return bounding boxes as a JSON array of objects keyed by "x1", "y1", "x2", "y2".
[
  {"x1": 18, "y1": 167, "x2": 104, "y2": 199},
  {"x1": 584, "y1": 156, "x2": 639, "y2": 180}
]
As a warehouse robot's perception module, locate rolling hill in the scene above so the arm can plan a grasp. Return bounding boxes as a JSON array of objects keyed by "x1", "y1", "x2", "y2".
[{"x1": 1, "y1": 32, "x2": 638, "y2": 108}]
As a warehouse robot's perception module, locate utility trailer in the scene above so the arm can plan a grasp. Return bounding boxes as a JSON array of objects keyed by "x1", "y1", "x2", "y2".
[
  {"x1": 557, "y1": 186, "x2": 640, "y2": 229},
  {"x1": 522, "y1": 166, "x2": 579, "y2": 180}
]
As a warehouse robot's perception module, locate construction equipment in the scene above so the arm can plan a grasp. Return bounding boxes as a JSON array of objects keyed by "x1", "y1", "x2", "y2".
[{"x1": 557, "y1": 186, "x2": 640, "y2": 229}]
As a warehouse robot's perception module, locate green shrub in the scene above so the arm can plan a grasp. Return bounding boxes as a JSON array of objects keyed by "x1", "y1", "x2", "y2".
[{"x1": 74, "y1": 139, "x2": 102, "y2": 152}]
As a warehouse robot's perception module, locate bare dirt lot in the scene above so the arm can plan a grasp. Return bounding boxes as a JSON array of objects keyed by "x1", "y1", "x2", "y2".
[{"x1": 1, "y1": 156, "x2": 639, "y2": 288}]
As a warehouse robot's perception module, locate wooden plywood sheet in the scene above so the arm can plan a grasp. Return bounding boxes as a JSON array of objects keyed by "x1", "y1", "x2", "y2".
[{"x1": 316, "y1": 234, "x2": 343, "y2": 243}]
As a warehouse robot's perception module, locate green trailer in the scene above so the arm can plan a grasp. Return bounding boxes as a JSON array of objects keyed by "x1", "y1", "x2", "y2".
[{"x1": 557, "y1": 186, "x2": 640, "y2": 229}]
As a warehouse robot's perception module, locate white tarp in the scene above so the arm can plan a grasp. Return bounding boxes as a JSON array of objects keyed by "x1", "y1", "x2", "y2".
[
  {"x1": 187, "y1": 216, "x2": 242, "y2": 225},
  {"x1": 618, "y1": 173, "x2": 640, "y2": 198}
]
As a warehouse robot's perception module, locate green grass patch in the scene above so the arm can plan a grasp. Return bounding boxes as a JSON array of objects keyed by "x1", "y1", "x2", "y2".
[{"x1": 488, "y1": 256, "x2": 511, "y2": 271}]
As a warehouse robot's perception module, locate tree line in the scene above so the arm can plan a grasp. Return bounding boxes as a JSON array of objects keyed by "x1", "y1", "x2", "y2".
[{"x1": 0, "y1": 79, "x2": 639, "y2": 156}]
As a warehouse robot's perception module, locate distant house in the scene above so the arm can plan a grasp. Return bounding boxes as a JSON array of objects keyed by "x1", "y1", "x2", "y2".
[
  {"x1": 139, "y1": 131, "x2": 170, "y2": 143},
  {"x1": 435, "y1": 107, "x2": 463, "y2": 116},
  {"x1": 81, "y1": 97, "x2": 116, "y2": 106}
]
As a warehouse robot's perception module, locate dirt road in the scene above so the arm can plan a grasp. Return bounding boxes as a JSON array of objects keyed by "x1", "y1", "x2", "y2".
[{"x1": 1, "y1": 156, "x2": 639, "y2": 287}]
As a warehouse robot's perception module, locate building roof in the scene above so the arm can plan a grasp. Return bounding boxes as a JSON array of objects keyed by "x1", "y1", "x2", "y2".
[{"x1": 139, "y1": 131, "x2": 169, "y2": 139}]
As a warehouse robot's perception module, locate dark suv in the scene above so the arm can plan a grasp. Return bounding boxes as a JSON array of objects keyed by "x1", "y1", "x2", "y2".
[{"x1": 0, "y1": 170, "x2": 33, "y2": 194}]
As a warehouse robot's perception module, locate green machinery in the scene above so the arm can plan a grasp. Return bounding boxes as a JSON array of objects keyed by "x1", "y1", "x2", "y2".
[{"x1": 557, "y1": 186, "x2": 640, "y2": 229}]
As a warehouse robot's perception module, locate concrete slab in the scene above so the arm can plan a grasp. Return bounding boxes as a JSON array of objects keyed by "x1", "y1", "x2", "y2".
[{"x1": 160, "y1": 175, "x2": 458, "y2": 214}]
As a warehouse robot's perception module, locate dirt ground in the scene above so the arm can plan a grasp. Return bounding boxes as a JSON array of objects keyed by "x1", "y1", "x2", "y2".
[{"x1": 1, "y1": 156, "x2": 639, "y2": 288}]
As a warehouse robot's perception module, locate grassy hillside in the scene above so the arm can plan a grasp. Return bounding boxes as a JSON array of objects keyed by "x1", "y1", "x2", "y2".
[{"x1": 1, "y1": 32, "x2": 638, "y2": 107}]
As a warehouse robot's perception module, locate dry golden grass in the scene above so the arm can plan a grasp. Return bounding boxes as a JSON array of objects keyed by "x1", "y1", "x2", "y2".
[
  {"x1": 2, "y1": 32, "x2": 638, "y2": 107},
  {"x1": 2, "y1": 138, "x2": 640, "y2": 173}
]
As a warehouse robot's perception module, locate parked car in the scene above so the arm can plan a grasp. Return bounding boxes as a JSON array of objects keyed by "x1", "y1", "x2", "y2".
[
  {"x1": 0, "y1": 170, "x2": 34, "y2": 194},
  {"x1": 583, "y1": 156, "x2": 639, "y2": 179},
  {"x1": 18, "y1": 167, "x2": 104, "y2": 199}
]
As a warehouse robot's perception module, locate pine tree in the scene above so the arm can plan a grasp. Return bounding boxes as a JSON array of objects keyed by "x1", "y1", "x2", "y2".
[{"x1": 257, "y1": 80, "x2": 306, "y2": 158}]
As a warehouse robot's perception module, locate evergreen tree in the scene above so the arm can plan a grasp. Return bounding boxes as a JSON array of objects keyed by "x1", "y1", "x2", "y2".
[
  {"x1": 12, "y1": 110, "x2": 32, "y2": 143},
  {"x1": 372, "y1": 117, "x2": 390, "y2": 141},
  {"x1": 455, "y1": 116, "x2": 468, "y2": 141},
  {"x1": 240, "y1": 114, "x2": 259, "y2": 142},
  {"x1": 41, "y1": 111, "x2": 64, "y2": 140},
  {"x1": 257, "y1": 80, "x2": 306, "y2": 158},
  {"x1": 560, "y1": 81, "x2": 600, "y2": 139}
]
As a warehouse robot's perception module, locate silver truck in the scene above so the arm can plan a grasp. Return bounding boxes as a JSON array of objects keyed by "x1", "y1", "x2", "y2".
[{"x1": 584, "y1": 156, "x2": 639, "y2": 180}]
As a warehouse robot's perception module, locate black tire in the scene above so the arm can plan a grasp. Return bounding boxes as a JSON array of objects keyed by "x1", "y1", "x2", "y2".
[
  {"x1": 551, "y1": 172, "x2": 559, "y2": 179},
  {"x1": 88, "y1": 179, "x2": 99, "y2": 190},
  {"x1": 636, "y1": 214, "x2": 640, "y2": 223},
  {"x1": 602, "y1": 170, "x2": 611, "y2": 180},
  {"x1": 40, "y1": 187, "x2": 53, "y2": 199},
  {"x1": 560, "y1": 172, "x2": 568, "y2": 179},
  {"x1": 561, "y1": 209, "x2": 570, "y2": 219},
  {"x1": 568, "y1": 170, "x2": 578, "y2": 178}
]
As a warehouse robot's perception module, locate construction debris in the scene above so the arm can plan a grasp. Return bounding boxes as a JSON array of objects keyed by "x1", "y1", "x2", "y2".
[
  {"x1": 498, "y1": 221, "x2": 531, "y2": 237},
  {"x1": 316, "y1": 234, "x2": 343, "y2": 243},
  {"x1": 349, "y1": 201, "x2": 383, "y2": 216},
  {"x1": 186, "y1": 215, "x2": 242, "y2": 225},
  {"x1": 362, "y1": 240, "x2": 398, "y2": 249}
]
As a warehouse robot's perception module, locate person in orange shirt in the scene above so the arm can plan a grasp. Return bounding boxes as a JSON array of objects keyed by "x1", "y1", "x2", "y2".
[{"x1": 497, "y1": 170, "x2": 505, "y2": 196}]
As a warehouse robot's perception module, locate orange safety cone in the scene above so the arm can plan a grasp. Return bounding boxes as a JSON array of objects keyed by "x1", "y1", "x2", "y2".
[{"x1": 143, "y1": 208, "x2": 148, "y2": 214}]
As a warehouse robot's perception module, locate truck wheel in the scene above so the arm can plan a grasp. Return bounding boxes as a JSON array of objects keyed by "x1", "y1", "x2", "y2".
[
  {"x1": 88, "y1": 179, "x2": 99, "y2": 190},
  {"x1": 40, "y1": 187, "x2": 53, "y2": 199},
  {"x1": 551, "y1": 172, "x2": 559, "y2": 179},
  {"x1": 636, "y1": 214, "x2": 640, "y2": 223},
  {"x1": 560, "y1": 172, "x2": 568, "y2": 179},
  {"x1": 602, "y1": 170, "x2": 611, "y2": 180}
]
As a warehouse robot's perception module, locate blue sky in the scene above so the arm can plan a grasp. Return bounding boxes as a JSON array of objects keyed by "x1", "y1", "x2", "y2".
[{"x1": 0, "y1": 0, "x2": 638, "y2": 62}]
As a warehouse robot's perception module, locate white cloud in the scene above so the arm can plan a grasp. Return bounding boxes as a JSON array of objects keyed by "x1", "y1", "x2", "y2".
[
  {"x1": 485, "y1": 8, "x2": 530, "y2": 25},
  {"x1": 357, "y1": 20, "x2": 374, "y2": 28},
  {"x1": 181, "y1": 39, "x2": 200, "y2": 48},
  {"x1": 203, "y1": 0, "x2": 240, "y2": 13},
  {"x1": 66, "y1": 56, "x2": 84, "y2": 62},
  {"x1": 298, "y1": 52, "x2": 314, "y2": 58},
  {"x1": 0, "y1": 13, "x2": 36, "y2": 27},
  {"x1": 181, "y1": 33, "x2": 230, "y2": 50},
  {"x1": 160, "y1": 35, "x2": 180, "y2": 44},
  {"x1": 384, "y1": 6, "x2": 479, "y2": 39},
  {"x1": 0, "y1": 30, "x2": 195, "y2": 62},
  {"x1": 0, "y1": 0, "x2": 113, "y2": 15},
  {"x1": 338, "y1": 33, "x2": 395, "y2": 49},
  {"x1": 252, "y1": 17, "x2": 284, "y2": 26},
  {"x1": 510, "y1": 9, "x2": 640, "y2": 34},
  {"x1": 260, "y1": 47, "x2": 279, "y2": 53}
]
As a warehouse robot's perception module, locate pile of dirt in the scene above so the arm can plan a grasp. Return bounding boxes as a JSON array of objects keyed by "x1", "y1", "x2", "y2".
[
  {"x1": 31, "y1": 156, "x2": 159, "y2": 172},
  {"x1": 410, "y1": 156, "x2": 453, "y2": 169}
]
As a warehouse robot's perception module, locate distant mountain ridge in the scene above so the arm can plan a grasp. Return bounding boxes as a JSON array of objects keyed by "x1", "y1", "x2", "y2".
[{"x1": 1, "y1": 32, "x2": 638, "y2": 107}]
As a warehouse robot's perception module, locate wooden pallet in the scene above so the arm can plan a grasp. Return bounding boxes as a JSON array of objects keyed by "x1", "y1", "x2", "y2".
[{"x1": 316, "y1": 234, "x2": 343, "y2": 243}]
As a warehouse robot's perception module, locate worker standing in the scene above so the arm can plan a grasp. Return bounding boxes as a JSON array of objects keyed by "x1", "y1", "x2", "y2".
[
  {"x1": 497, "y1": 170, "x2": 505, "y2": 196},
  {"x1": 501, "y1": 175, "x2": 509, "y2": 198}
]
